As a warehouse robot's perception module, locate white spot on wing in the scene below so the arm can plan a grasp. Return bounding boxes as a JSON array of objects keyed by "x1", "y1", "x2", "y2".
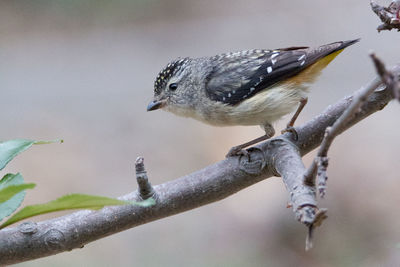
[
  {"x1": 254, "y1": 78, "x2": 263, "y2": 87},
  {"x1": 228, "y1": 93, "x2": 231, "y2": 97},
  {"x1": 271, "y1": 53, "x2": 279, "y2": 65},
  {"x1": 298, "y1": 54, "x2": 306, "y2": 61},
  {"x1": 271, "y1": 53, "x2": 279, "y2": 59},
  {"x1": 267, "y1": 66, "x2": 273, "y2": 73},
  {"x1": 300, "y1": 60, "x2": 305, "y2": 66}
]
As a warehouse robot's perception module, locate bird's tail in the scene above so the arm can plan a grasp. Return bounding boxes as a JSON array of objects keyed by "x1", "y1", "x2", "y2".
[
  {"x1": 286, "y1": 39, "x2": 360, "y2": 86},
  {"x1": 308, "y1": 38, "x2": 360, "y2": 62}
]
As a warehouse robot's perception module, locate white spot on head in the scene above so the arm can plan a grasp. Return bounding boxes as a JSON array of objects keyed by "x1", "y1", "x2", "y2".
[
  {"x1": 267, "y1": 66, "x2": 273, "y2": 73},
  {"x1": 298, "y1": 54, "x2": 306, "y2": 61}
]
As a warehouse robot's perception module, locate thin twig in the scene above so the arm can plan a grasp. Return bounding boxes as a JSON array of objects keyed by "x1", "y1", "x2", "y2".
[
  {"x1": 303, "y1": 77, "x2": 382, "y2": 195},
  {"x1": 135, "y1": 157, "x2": 156, "y2": 200},
  {"x1": 371, "y1": 53, "x2": 400, "y2": 101},
  {"x1": 305, "y1": 208, "x2": 327, "y2": 251},
  {"x1": 304, "y1": 54, "x2": 398, "y2": 198}
]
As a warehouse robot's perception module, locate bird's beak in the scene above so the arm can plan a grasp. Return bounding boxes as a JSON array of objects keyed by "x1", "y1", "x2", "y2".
[{"x1": 147, "y1": 99, "x2": 166, "y2": 111}]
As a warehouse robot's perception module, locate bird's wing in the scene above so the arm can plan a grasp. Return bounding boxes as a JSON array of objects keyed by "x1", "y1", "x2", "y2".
[
  {"x1": 205, "y1": 49, "x2": 309, "y2": 105},
  {"x1": 205, "y1": 39, "x2": 359, "y2": 105}
]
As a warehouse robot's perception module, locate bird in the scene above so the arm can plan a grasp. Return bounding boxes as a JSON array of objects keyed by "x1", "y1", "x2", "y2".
[{"x1": 147, "y1": 39, "x2": 359, "y2": 157}]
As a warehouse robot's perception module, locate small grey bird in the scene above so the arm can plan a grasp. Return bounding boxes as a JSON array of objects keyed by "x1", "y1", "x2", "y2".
[{"x1": 147, "y1": 39, "x2": 359, "y2": 157}]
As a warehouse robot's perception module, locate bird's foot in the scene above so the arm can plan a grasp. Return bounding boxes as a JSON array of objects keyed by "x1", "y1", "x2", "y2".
[
  {"x1": 226, "y1": 146, "x2": 249, "y2": 159},
  {"x1": 281, "y1": 126, "x2": 298, "y2": 141}
]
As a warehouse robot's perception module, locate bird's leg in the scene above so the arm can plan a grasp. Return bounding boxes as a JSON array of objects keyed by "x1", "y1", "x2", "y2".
[
  {"x1": 281, "y1": 97, "x2": 308, "y2": 140},
  {"x1": 226, "y1": 123, "x2": 275, "y2": 157}
]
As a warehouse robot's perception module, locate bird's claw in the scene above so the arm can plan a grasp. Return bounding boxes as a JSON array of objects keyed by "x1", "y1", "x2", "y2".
[
  {"x1": 226, "y1": 146, "x2": 249, "y2": 159},
  {"x1": 281, "y1": 126, "x2": 298, "y2": 141}
]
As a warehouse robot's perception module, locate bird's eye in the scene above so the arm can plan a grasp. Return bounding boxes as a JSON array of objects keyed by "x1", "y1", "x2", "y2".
[{"x1": 169, "y1": 83, "x2": 178, "y2": 91}]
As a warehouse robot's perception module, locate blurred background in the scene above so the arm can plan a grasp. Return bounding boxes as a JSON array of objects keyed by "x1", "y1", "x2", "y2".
[{"x1": 1, "y1": 0, "x2": 400, "y2": 266}]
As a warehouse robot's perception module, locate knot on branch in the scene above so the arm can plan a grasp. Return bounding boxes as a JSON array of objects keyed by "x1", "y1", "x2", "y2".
[
  {"x1": 238, "y1": 147, "x2": 266, "y2": 175},
  {"x1": 44, "y1": 229, "x2": 66, "y2": 250},
  {"x1": 18, "y1": 221, "x2": 38, "y2": 235}
]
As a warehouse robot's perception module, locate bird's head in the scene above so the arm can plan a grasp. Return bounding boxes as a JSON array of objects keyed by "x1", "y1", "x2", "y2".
[{"x1": 147, "y1": 58, "x2": 197, "y2": 115}]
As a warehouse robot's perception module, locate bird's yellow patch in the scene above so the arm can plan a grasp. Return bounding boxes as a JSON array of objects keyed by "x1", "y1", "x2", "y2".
[{"x1": 283, "y1": 49, "x2": 344, "y2": 86}]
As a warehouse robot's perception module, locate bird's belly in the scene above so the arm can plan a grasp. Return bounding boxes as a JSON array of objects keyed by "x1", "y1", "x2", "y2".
[{"x1": 199, "y1": 84, "x2": 308, "y2": 126}]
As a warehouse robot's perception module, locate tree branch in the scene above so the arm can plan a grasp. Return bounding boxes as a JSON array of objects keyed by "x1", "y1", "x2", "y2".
[
  {"x1": 371, "y1": 52, "x2": 400, "y2": 101},
  {"x1": 0, "y1": 64, "x2": 398, "y2": 264},
  {"x1": 297, "y1": 55, "x2": 398, "y2": 248},
  {"x1": 303, "y1": 53, "x2": 391, "y2": 197}
]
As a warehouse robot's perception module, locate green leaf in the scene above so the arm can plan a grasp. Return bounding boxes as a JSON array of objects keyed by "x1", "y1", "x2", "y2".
[
  {"x1": 0, "y1": 140, "x2": 35, "y2": 170},
  {"x1": 34, "y1": 139, "x2": 64, "y2": 145},
  {"x1": 0, "y1": 139, "x2": 63, "y2": 170},
  {"x1": 0, "y1": 173, "x2": 33, "y2": 222},
  {"x1": 0, "y1": 194, "x2": 155, "y2": 229},
  {"x1": 0, "y1": 183, "x2": 36, "y2": 203}
]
